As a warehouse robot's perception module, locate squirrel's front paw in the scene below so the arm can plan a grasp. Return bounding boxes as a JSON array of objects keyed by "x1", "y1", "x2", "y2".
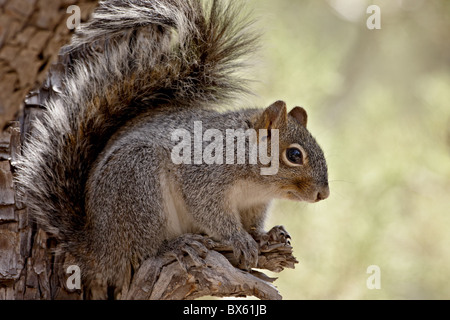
[{"x1": 227, "y1": 232, "x2": 259, "y2": 271}]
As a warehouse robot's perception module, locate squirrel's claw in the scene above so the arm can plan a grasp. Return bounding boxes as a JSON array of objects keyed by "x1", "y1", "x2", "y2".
[
  {"x1": 251, "y1": 225, "x2": 298, "y2": 273},
  {"x1": 254, "y1": 225, "x2": 292, "y2": 250},
  {"x1": 227, "y1": 232, "x2": 259, "y2": 271},
  {"x1": 165, "y1": 234, "x2": 209, "y2": 272}
]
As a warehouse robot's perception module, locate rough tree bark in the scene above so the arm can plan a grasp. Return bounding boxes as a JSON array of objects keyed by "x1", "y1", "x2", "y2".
[
  {"x1": 0, "y1": 0, "x2": 99, "y2": 130},
  {"x1": 0, "y1": 0, "x2": 98, "y2": 299},
  {"x1": 0, "y1": 0, "x2": 299, "y2": 300}
]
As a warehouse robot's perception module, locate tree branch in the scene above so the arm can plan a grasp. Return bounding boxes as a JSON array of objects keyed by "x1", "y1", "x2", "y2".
[{"x1": 124, "y1": 230, "x2": 298, "y2": 300}]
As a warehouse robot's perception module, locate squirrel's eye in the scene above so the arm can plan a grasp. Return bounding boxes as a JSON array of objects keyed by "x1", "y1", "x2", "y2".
[
  {"x1": 286, "y1": 148, "x2": 303, "y2": 165},
  {"x1": 282, "y1": 143, "x2": 306, "y2": 167}
]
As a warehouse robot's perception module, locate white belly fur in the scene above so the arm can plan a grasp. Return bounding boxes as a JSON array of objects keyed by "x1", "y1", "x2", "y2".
[{"x1": 160, "y1": 171, "x2": 201, "y2": 238}]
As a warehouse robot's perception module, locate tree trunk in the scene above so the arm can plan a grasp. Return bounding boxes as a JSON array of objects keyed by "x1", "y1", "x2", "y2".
[
  {"x1": 0, "y1": 0, "x2": 97, "y2": 299},
  {"x1": 0, "y1": 0, "x2": 99, "y2": 130}
]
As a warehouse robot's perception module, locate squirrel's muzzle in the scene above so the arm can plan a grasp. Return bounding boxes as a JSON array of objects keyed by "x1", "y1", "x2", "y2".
[{"x1": 314, "y1": 182, "x2": 330, "y2": 202}]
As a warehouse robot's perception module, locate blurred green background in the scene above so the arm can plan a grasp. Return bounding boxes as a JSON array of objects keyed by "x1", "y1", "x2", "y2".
[{"x1": 246, "y1": 0, "x2": 450, "y2": 299}]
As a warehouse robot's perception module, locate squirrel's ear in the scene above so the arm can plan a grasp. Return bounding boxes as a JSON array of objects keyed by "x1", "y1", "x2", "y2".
[
  {"x1": 289, "y1": 106, "x2": 308, "y2": 128},
  {"x1": 262, "y1": 100, "x2": 288, "y2": 130}
]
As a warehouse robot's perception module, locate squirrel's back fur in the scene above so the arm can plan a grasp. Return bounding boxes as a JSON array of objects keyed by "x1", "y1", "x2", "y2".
[{"x1": 17, "y1": 0, "x2": 256, "y2": 247}]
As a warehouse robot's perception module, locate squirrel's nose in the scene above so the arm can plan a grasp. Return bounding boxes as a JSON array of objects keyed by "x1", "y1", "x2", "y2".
[{"x1": 315, "y1": 183, "x2": 330, "y2": 202}]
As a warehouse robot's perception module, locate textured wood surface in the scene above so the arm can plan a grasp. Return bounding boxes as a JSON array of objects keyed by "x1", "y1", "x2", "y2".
[
  {"x1": 0, "y1": 0, "x2": 99, "y2": 130},
  {"x1": 124, "y1": 230, "x2": 298, "y2": 300}
]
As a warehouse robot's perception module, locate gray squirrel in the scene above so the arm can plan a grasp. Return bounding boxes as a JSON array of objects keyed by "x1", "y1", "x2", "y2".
[{"x1": 16, "y1": 0, "x2": 329, "y2": 298}]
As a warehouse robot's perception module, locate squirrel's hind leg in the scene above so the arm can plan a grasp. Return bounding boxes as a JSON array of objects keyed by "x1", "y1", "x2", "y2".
[{"x1": 84, "y1": 144, "x2": 169, "y2": 296}]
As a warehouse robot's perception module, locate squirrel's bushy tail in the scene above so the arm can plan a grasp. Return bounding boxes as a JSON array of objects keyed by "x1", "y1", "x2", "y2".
[{"x1": 16, "y1": 0, "x2": 257, "y2": 248}]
